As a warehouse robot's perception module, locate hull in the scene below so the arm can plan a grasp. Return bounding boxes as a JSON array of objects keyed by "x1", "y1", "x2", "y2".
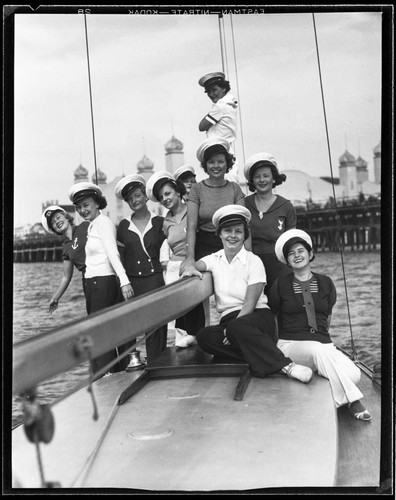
[{"x1": 11, "y1": 346, "x2": 381, "y2": 491}]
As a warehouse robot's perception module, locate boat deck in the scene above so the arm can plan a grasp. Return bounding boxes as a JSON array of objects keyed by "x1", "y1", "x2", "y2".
[{"x1": 12, "y1": 346, "x2": 381, "y2": 491}]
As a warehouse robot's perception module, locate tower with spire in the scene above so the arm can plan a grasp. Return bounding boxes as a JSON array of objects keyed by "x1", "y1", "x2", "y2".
[
  {"x1": 137, "y1": 155, "x2": 155, "y2": 183},
  {"x1": 338, "y1": 151, "x2": 358, "y2": 198},
  {"x1": 165, "y1": 135, "x2": 184, "y2": 174},
  {"x1": 73, "y1": 164, "x2": 89, "y2": 183}
]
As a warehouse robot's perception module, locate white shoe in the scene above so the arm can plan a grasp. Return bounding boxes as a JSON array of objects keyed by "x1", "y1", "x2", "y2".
[
  {"x1": 282, "y1": 362, "x2": 313, "y2": 383},
  {"x1": 175, "y1": 329, "x2": 197, "y2": 348}
]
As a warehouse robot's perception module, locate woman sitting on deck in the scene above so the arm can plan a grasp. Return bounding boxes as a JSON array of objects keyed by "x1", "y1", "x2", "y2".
[
  {"x1": 267, "y1": 229, "x2": 372, "y2": 421},
  {"x1": 181, "y1": 204, "x2": 313, "y2": 382}
]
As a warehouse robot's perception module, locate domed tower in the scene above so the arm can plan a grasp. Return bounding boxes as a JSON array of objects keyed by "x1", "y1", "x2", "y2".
[
  {"x1": 355, "y1": 155, "x2": 369, "y2": 186},
  {"x1": 91, "y1": 168, "x2": 107, "y2": 185},
  {"x1": 137, "y1": 154, "x2": 155, "y2": 183},
  {"x1": 165, "y1": 135, "x2": 184, "y2": 174},
  {"x1": 339, "y1": 150, "x2": 357, "y2": 198},
  {"x1": 73, "y1": 163, "x2": 89, "y2": 184},
  {"x1": 373, "y1": 141, "x2": 381, "y2": 184}
]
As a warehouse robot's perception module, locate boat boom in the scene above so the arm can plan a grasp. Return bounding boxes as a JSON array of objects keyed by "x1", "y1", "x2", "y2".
[{"x1": 13, "y1": 273, "x2": 213, "y2": 395}]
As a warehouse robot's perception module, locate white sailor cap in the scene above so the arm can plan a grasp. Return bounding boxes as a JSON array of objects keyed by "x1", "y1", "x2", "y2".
[
  {"x1": 173, "y1": 165, "x2": 196, "y2": 181},
  {"x1": 68, "y1": 182, "x2": 103, "y2": 204},
  {"x1": 198, "y1": 71, "x2": 226, "y2": 90},
  {"x1": 275, "y1": 229, "x2": 313, "y2": 264},
  {"x1": 114, "y1": 174, "x2": 146, "y2": 200},
  {"x1": 146, "y1": 171, "x2": 176, "y2": 202},
  {"x1": 212, "y1": 204, "x2": 251, "y2": 230},
  {"x1": 41, "y1": 205, "x2": 67, "y2": 233},
  {"x1": 243, "y1": 152, "x2": 277, "y2": 181},
  {"x1": 196, "y1": 137, "x2": 231, "y2": 164}
]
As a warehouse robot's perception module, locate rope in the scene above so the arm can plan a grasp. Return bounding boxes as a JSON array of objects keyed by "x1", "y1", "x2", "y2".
[
  {"x1": 83, "y1": 14, "x2": 99, "y2": 185},
  {"x1": 312, "y1": 13, "x2": 357, "y2": 361},
  {"x1": 229, "y1": 13, "x2": 246, "y2": 166},
  {"x1": 70, "y1": 396, "x2": 121, "y2": 488}
]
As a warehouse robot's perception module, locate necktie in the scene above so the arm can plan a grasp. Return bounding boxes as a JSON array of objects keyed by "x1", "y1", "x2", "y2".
[{"x1": 299, "y1": 280, "x2": 318, "y2": 333}]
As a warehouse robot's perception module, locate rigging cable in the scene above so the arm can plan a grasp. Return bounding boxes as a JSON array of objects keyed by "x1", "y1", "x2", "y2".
[
  {"x1": 83, "y1": 13, "x2": 99, "y2": 185},
  {"x1": 312, "y1": 13, "x2": 357, "y2": 361}
]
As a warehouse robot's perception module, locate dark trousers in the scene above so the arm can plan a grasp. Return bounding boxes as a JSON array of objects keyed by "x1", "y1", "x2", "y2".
[
  {"x1": 84, "y1": 275, "x2": 130, "y2": 376},
  {"x1": 175, "y1": 303, "x2": 205, "y2": 336},
  {"x1": 196, "y1": 309, "x2": 292, "y2": 377},
  {"x1": 128, "y1": 273, "x2": 168, "y2": 364}
]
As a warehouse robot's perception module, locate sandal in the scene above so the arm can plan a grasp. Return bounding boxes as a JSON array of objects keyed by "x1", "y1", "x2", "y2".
[{"x1": 348, "y1": 401, "x2": 372, "y2": 421}]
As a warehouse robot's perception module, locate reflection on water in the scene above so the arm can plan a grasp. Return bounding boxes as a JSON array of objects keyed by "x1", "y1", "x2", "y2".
[{"x1": 12, "y1": 251, "x2": 382, "y2": 426}]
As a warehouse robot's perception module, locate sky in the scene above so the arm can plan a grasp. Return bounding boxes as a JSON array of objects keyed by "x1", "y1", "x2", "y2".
[{"x1": 10, "y1": 7, "x2": 383, "y2": 228}]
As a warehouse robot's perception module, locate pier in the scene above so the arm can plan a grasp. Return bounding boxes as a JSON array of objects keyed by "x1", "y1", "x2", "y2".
[
  {"x1": 13, "y1": 236, "x2": 63, "y2": 263},
  {"x1": 296, "y1": 202, "x2": 380, "y2": 252},
  {"x1": 13, "y1": 202, "x2": 381, "y2": 263}
]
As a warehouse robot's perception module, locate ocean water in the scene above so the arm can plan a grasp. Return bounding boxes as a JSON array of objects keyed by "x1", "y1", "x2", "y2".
[{"x1": 11, "y1": 251, "x2": 382, "y2": 427}]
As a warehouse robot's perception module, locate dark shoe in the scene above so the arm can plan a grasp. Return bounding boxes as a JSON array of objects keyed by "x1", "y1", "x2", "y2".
[{"x1": 348, "y1": 400, "x2": 372, "y2": 421}]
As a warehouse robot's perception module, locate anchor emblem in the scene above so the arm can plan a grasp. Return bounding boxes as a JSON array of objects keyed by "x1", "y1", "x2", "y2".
[
  {"x1": 278, "y1": 219, "x2": 284, "y2": 231},
  {"x1": 71, "y1": 238, "x2": 79, "y2": 250}
]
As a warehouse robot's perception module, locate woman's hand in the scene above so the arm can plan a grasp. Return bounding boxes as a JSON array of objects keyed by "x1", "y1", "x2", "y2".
[
  {"x1": 181, "y1": 263, "x2": 203, "y2": 280},
  {"x1": 48, "y1": 298, "x2": 59, "y2": 314},
  {"x1": 180, "y1": 256, "x2": 195, "y2": 275},
  {"x1": 121, "y1": 283, "x2": 135, "y2": 301}
]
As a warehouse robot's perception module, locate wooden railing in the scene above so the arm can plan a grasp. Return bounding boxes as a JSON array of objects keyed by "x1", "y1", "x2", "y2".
[{"x1": 12, "y1": 273, "x2": 214, "y2": 395}]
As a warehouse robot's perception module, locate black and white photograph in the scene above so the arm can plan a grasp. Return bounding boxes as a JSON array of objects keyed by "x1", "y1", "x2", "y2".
[{"x1": 4, "y1": 4, "x2": 393, "y2": 494}]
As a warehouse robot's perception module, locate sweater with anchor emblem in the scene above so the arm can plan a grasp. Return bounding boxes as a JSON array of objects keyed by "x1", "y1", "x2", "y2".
[
  {"x1": 61, "y1": 220, "x2": 89, "y2": 273},
  {"x1": 245, "y1": 194, "x2": 296, "y2": 256}
]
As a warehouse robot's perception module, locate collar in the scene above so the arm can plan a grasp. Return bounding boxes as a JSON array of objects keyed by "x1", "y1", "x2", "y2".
[{"x1": 218, "y1": 245, "x2": 249, "y2": 264}]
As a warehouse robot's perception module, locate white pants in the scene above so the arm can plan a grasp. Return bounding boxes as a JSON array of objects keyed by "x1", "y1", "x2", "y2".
[{"x1": 277, "y1": 340, "x2": 363, "y2": 407}]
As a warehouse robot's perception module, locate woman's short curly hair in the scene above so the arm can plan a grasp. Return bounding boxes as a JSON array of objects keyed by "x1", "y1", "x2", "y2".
[
  {"x1": 201, "y1": 151, "x2": 236, "y2": 174},
  {"x1": 90, "y1": 193, "x2": 108, "y2": 209},
  {"x1": 247, "y1": 161, "x2": 287, "y2": 192}
]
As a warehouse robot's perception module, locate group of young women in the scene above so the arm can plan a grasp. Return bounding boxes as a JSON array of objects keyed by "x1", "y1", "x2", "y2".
[{"x1": 40, "y1": 70, "x2": 371, "y2": 421}]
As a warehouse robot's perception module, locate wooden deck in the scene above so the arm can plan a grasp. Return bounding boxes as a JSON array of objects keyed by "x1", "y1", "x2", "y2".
[
  {"x1": 336, "y1": 367, "x2": 381, "y2": 487},
  {"x1": 12, "y1": 346, "x2": 339, "y2": 491}
]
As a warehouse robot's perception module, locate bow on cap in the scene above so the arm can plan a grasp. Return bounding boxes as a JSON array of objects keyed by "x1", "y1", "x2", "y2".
[{"x1": 41, "y1": 205, "x2": 67, "y2": 232}]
